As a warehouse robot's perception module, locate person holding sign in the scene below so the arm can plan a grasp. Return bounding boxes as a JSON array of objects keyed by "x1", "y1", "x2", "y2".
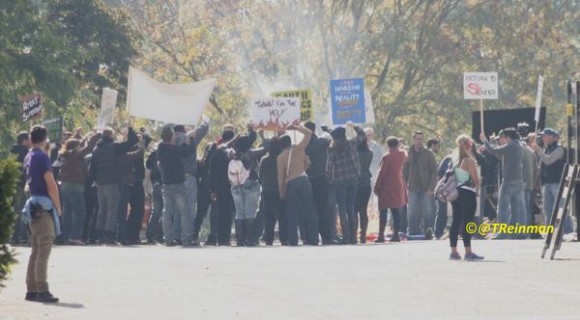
[
  {"x1": 326, "y1": 125, "x2": 363, "y2": 245},
  {"x1": 479, "y1": 128, "x2": 527, "y2": 238},
  {"x1": 277, "y1": 125, "x2": 318, "y2": 246}
]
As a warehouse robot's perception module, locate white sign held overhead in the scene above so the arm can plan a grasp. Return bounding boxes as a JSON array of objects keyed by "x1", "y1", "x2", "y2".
[
  {"x1": 127, "y1": 67, "x2": 216, "y2": 125},
  {"x1": 98, "y1": 88, "x2": 118, "y2": 128},
  {"x1": 251, "y1": 98, "x2": 301, "y2": 131},
  {"x1": 463, "y1": 72, "x2": 499, "y2": 100},
  {"x1": 535, "y1": 75, "x2": 545, "y2": 124}
]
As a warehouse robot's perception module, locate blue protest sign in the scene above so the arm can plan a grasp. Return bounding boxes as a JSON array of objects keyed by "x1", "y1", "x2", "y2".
[{"x1": 330, "y1": 78, "x2": 366, "y2": 125}]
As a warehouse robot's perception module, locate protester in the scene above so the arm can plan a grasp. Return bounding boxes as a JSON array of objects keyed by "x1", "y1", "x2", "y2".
[
  {"x1": 405, "y1": 131, "x2": 437, "y2": 239},
  {"x1": 145, "y1": 148, "x2": 164, "y2": 244},
  {"x1": 58, "y1": 131, "x2": 100, "y2": 245},
  {"x1": 364, "y1": 128, "x2": 384, "y2": 208},
  {"x1": 429, "y1": 138, "x2": 449, "y2": 239},
  {"x1": 193, "y1": 142, "x2": 219, "y2": 245},
  {"x1": 326, "y1": 126, "x2": 361, "y2": 245},
  {"x1": 304, "y1": 121, "x2": 334, "y2": 244},
  {"x1": 116, "y1": 135, "x2": 146, "y2": 245},
  {"x1": 520, "y1": 134, "x2": 537, "y2": 229},
  {"x1": 355, "y1": 129, "x2": 373, "y2": 243},
  {"x1": 157, "y1": 125, "x2": 199, "y2": 247},
  {"x1": 173, "y1": 117, "x2": 210, "y2": 242},
  {"x1": 228, "y1": 131, "x2": 265, "y2": 246},
  {"x1": 448, "y1": 135, "x2": 483, "y2": 260},
  {"x1": 259, "y1": 137, "x2": 287, "y2": 246},
  {"x1": 479, "y1": 128, "x2": 527, "y2": 238},
  {"x1": 126, "y1": 132, "x2": 152, "y2": 244},
  {"x1": 374, "y1": 137, "x2": 408, "y2": 242},
  {"x1": 90, "y1": 125, "x2": 138, "y2": 244},
  {"x1": 277, "y1": 125, "x2": 318, "y2": 246},
  {"x1": 531, "y1": 128, "x2": 572, "y2": 232},
  {"x1": 208, "y1": 128, "x2": 238, "y2": 246},
  {"x1": 10, "y1": 131, "x2": 31, "y2": 244},
  {"x1": 22, "y1": 125, "x2": 61, "y2": 303}
]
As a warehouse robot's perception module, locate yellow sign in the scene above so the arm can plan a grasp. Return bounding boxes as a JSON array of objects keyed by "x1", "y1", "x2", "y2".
[
  {"x1": 566, "y1": 103, "x2": 574, "y2": 117},
  {"x1": 272, "y1": 89, "x2": 312, "y2": 121}
]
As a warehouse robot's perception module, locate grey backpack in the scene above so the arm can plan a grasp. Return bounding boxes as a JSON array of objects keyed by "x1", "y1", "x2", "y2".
[{"x1": 434, "y1": 165, "x2": 459, "y2": 203}]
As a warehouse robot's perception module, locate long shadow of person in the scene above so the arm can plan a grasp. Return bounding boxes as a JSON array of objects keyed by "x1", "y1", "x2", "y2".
[{"x1": 43, "y1": 302, "x2": 85, "y2": 309}]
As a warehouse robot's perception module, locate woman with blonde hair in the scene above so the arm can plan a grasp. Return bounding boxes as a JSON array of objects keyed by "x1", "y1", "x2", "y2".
[{"x1": 449, "y1": 134, "x2": 484, "y2": 261}]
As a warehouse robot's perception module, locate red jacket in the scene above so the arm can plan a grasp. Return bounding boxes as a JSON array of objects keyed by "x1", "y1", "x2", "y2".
[{"x1": 374, "y1": 148, "x2": 408, "y2": 210}]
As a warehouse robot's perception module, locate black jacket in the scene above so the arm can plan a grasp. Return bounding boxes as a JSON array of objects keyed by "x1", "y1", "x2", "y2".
[
  {"x1": 10, "y1": 144, "x2": 29, "y2": 186},
  {"x1": 305, "y1": 134, "x2": 330, "y2": 180},
  {"x1": 90, "y1": 128, "x2": 138, "y2": 185},
  {"x1": 157, "y1": 140, "x2": 197, "y2": 185}
]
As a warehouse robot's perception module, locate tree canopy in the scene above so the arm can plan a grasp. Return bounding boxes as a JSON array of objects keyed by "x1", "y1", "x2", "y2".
[{"x1": 1, "y1": 0, "x2": 578, "y2": 154}]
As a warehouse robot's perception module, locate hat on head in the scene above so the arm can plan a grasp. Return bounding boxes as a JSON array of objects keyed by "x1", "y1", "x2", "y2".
[
  {"x1": 542, "y1": 128, "x2": 559, "y2": 137},
  {"x1": 330, "y1": 127, "x2": 346, "y2": 140}
]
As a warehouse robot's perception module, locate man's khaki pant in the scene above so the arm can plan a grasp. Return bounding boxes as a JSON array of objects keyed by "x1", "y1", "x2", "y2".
[{"x1": 26, "y1": 212, "x2": 55, "y2": 292}]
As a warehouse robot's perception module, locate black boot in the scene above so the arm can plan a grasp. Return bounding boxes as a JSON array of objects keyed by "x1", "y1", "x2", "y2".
[
  {"x1": 349, "y1": 219, "x2": 358, "y2": 245},
  {"x1": 375, "y1": 213, "x2": 387, "y2": 243},
  {"x1": 235, "y1": 220, "x2": 245, "y2": 247},
  {"x1": 35, "y1": 291, "x2": 59, "y2": 303},
  {"x1": 244, "y1": 219, "x2": 255, "y2": 247}
]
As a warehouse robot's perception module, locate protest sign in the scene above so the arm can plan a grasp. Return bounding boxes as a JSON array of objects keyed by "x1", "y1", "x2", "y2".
[
  {"x1": 364, "y1": 90, "x2": 375, "y2": 124},
  {"x1": 251, "y1": 98, "x2": 300, "y2": 131},
  {"x1": 21, "y1": 93, "x2": 42, "y2": 121},
  {"x1": 42, "y1": 117, "x2": 64, "y2": 143},
  {"x1": 534, "y1": 75, "x2": 544, "y2": 131},
  {"x1": 272, "y1": 89, "x2": 312, "y2": 121},
  {"x1": 98, "y1": 88, "x2": 118, "y2": 128},
  {"x1": 330, "y1": 78, "x2": 366, "y2": 125},
  {"x1": 127, "y1": 67, "x2": 216, "y2": 125},
  {"x1": 463, "y1": 72, "x2": 499, "y2": 100}
]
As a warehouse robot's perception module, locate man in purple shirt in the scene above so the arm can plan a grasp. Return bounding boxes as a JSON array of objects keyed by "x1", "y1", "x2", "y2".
[{"x1": 23, "y1": 125, "x2": 62, "y2": 303}]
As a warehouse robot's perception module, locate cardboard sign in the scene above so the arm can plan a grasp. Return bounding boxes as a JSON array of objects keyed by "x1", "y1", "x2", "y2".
[
  {"x1": 251, "y1": 98, "x2": 300, "y2": 130},
  {"x1": 42, "y1": 117, "x2": 64, "y2": 143},
  {"x1": 21, "y1": 93, "x2": 42, "y2": 121},
  {"x1": 98, "y1": 88, "x2": 118, "y2": 128},
  {"x1": 463, "y1": 72, "x2": 498, "y2": 100},
  {"x1": 330, "y1": 78, "x2": 366, "y2": 125},
  {"x1": 272, "y1": 89, "x2": 312, "y2": 121}
]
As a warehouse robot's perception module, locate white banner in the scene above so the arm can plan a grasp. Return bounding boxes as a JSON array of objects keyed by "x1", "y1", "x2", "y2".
[
  {"x1": 535, "y1": 75, "x2": 545, "y2": 123},
  {"x1": 463, "y1": 72, "x2": 499, "y2": 100},
  {"x1": 251, "y1": 98, "x2": 300, "y2": 131},
  {"x1": 98, "y1": 88, "x2": 118, "y2": 128},
  {"x1": 127, "y1": 67, "x2": 216, "y2": 125}
]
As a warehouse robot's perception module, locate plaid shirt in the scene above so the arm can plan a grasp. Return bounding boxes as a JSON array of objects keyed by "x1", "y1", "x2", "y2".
[{"x1": 326, "y1": 140, "x2": 360, "y2": 183}]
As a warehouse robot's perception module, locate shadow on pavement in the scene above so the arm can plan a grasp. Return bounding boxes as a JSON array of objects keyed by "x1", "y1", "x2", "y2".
[{"x1": 44, "y1": 302, "x2": 85, "y2": 309}]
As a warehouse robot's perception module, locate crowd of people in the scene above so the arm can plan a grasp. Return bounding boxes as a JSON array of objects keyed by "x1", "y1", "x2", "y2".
[{"x1": 10, "y1": 118, "x2": 574, "y2": 253}]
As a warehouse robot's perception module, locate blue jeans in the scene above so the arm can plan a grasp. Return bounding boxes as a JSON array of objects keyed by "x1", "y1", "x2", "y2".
[
  {"x1": 61, "y1": 183, "x2": 87, "y2": 241},
  {"x1": 286, "y1": 176, "x2": 319, "y2": 245},
  {"x1": 332, "y1": 179, "x2": 358, "y2": 243},
  {"x1": 162, "y1": 184, "x2": 192, "y2": 243},
  {"x1": 181, "y1": 174, "x2": 198, "y2": 235},
  {"x1": 543, "y1": 183, "x2": 573, "y2": 233},
  {"x1": 408, "y1": 191, "x2": 435, "y2": 235},
  {"x1": 231, "y1": 179, "x2": 261, "y2": 220},
  {"x1": 498, "y1": 180, "x2": 527, "y2": 229}
]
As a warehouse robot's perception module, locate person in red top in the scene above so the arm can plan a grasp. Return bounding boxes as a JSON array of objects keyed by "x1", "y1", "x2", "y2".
[{"x1": 374, "y1": 137, "x2": 408, "y2": 242}]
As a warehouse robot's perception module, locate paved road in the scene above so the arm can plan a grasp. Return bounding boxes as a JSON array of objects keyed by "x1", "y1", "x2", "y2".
[{"x1": 1, "y1": 240, "x2": 580, "y2": 320}]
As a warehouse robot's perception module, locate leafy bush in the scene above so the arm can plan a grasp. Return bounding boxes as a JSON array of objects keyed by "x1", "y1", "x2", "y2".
[{"x1": 0, "y1": 158, "x2": 20, "y2": 288}]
